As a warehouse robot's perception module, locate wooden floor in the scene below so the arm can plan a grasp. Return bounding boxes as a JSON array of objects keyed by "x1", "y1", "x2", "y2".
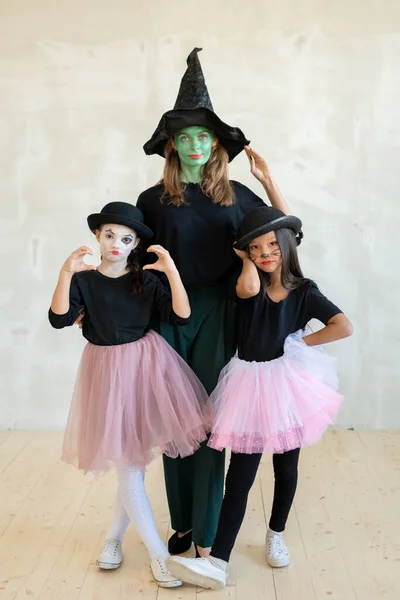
[{"x1": 0, "y1": 430, "x2": 399, "y2": 600}]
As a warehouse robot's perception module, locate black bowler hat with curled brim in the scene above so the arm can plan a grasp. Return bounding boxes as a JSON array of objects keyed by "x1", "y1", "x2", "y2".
[
  {"x1": 87, "y1": 202, "x2": 153, "y2": 241},
  {"x1": 234, "y1": 206, "x2": 303, "y2": 250},
  {"x1": 143, "y1": 48, "x2": 249, "y2": 162}
]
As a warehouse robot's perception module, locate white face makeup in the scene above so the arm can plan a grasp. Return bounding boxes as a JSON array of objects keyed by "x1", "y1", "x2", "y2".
[{"x1": 96, "y1": 223, "x2": 139, "y2": 264}]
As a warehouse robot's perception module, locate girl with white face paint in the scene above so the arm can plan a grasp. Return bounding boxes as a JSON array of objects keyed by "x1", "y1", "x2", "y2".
[{"x1": 48, "y1": 202, "x2": 211, "y2": 588}]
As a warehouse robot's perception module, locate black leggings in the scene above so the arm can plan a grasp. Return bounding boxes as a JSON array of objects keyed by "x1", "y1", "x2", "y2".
[{"x1": 211, "y1": 448, "x2": 300, "y2": 562}]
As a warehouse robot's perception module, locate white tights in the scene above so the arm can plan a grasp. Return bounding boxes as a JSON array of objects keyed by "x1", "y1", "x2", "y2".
[{"x1": 106, "y1": 467, "x2": 168, "y2": 560}]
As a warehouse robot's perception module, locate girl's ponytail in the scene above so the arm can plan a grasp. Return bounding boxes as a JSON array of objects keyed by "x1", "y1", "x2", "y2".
[{"x1": 127, "y1": 246, "x2": 143, "y2": 295}]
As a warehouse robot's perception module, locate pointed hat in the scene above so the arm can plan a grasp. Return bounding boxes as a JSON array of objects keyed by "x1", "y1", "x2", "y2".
[{"x1": 143, "y1": 48, "x2": 249, "y2": 162}]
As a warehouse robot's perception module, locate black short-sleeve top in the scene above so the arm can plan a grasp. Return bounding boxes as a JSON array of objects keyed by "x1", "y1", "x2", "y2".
[
  {"x1": 136, "y1": 181, "x2": 265, "y2": 287},
  {"x1": 48, "y1": 270, "x2": 189, "y2": 346},
  {"x1": 236, "y1": 279, "x2": 342, "y2": 362}
]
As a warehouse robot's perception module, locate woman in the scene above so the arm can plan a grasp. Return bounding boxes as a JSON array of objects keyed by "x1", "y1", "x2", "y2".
[{"x1": 97, "y1": 47, "x2": 292, "y2": 568}]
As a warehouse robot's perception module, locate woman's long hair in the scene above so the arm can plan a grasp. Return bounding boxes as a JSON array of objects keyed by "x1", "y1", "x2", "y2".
[
  {"x1": 160, "y1": 138, "x2": 234, "y2": 207},
  {"x1": 257, "y1": 228, "x2": 307, "y2": 292}
]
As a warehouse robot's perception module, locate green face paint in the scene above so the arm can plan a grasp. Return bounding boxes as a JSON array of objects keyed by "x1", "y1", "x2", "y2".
[{"x1": 174, "y1": 126, "x2": 215, "y2": 182}]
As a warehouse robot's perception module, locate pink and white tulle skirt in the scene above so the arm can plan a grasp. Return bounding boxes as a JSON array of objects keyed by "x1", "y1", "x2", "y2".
[
  {"x1": 208, "y1": 330, "x2": 343, "y2": 454},
  {"x1": 62, "y1": 331, "x2": 212, "y2": 474}
]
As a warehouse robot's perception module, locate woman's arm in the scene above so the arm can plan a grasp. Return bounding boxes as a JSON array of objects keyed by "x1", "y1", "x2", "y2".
[{"x1": 244, "y1": 146, "x2": 291, "y2": 215}]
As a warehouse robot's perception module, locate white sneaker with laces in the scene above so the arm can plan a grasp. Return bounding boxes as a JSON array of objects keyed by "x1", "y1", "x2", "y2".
[
  {"x1": 167, "y1": 556, "x2": 227, "y2": 590},
  {"x1": 96, "y1": 538, "x2": 123, "y2": 570},
  {"x1": 150, "y1": 556, "x2": 182, "y2": 588},
  {"x1": 266, "y1": 533, "x2": 290, "y2": 567}
]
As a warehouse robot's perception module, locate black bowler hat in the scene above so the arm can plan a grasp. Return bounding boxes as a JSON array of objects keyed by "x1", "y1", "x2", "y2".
[
  {"x1": 234, "y1": 206, "x2": 303, "y2": 250},
  {"x1": 87, "y1": 202, "x2": 153, "y2": 240},
  {"x1": 143, "y1": 48, "x2": 249, "y2": 163}
]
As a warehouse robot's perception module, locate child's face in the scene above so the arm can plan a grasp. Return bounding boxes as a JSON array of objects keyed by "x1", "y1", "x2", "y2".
[
  {"x1": 248, "y1": 231, "x2": 282, "y2": 274},
  {"x1": 96, "y1": 223, "x2": 139, "y2": 263}
]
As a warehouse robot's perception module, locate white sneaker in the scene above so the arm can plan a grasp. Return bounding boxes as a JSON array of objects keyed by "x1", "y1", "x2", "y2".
[
  {"x1": 167, "y1": 556, "x2": 227, "y2": 590},
  {"x1": 266, "y1": 533, "x2": 290, "y2": 567},
  {"x1": 150, "y1": 557, "x2": 182, "y2": 588},
  {"x1": 96, "y1": 538, "x2": 123, "y2": 570}
]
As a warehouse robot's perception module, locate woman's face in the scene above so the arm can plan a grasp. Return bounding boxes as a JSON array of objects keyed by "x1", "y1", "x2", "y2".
[
  {"x1": 173, "y1": 126, "x2": 216, "y2": 168},
  {"x1": 248, "y1": 231, "x2": 282, "y2": 274},
  {"x1": 96, "y1": 223, "x2": 139, "y2": 263}
]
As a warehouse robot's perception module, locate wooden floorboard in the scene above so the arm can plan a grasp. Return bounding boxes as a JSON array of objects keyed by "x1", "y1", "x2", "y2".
[{"x1": 0, "y1": 430, "x2": 398, "y2": 599}]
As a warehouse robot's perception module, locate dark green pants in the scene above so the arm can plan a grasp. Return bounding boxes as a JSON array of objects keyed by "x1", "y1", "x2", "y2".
[{"x1": 157, "y1": 284, "x2": 236, "y2": 547}]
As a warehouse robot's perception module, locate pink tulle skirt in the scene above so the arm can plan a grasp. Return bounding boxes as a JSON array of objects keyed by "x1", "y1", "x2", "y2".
[
  {"x1": 62, "y1": 331, "x2": 212, "y2": 474},
  {"x1": 208, "y1": 330, "x2": 343, "y2": 454}
]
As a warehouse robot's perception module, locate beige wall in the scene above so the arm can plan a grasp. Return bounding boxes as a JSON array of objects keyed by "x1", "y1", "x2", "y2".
[{"x1": 1, "y1": 0, "x2": 399, "y2": 429}]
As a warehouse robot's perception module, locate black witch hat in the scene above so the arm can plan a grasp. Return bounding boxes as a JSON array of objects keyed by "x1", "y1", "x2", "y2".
[{"x1": 143, "y1": 48, "x2": 249, "y2": 162}]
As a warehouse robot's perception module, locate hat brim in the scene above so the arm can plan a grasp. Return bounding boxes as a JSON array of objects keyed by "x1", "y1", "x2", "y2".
[
  {"x1": 87, "y1": 214, "x2": 153, "y2": 241},
  {"x1": 143, "y1": 108, "x2": 250, "y2": 163},
  {"x1": 234, "y1": 215, "x2": 303, "y2": 250}
]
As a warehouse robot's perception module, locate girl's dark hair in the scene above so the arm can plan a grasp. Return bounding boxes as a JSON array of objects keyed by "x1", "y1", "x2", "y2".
[
  {"x1": 127, "y1": 245, "x2": 143, "y2": 295},
  {"x1": 256, "y1": 228, "x2": 307, "y2": 292}
]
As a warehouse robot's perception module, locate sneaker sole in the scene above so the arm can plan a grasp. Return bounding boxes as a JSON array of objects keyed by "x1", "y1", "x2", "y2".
[
  {"x1": 267, "y1": 557, "x2": 290, "y2": 568},
  {"x1": 167, "y1": 561, "x2": 225, "y2": 591},
  {"x1": 154, "y1": 578, "x2": 182, "y2": 588},
  {"x1": 96, "y1": 560, "x2": 122, "y2": 570}
]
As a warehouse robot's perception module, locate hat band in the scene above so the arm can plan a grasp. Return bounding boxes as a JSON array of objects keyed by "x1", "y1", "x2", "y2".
[{"x1": 240, "y1": 215, "x2": 300, "y2": 241}]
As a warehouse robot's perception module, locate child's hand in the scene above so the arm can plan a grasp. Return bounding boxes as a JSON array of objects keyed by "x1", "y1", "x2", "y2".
[
  {"x1": 234, "y1": 247, "x2": 250, "y2": 261},
  {"x1": 61, "y1": 246, "x2": 96, "y2": 274},
  {"x1": 143, "y1": 245, "x2": 177, "y2": 274}
]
